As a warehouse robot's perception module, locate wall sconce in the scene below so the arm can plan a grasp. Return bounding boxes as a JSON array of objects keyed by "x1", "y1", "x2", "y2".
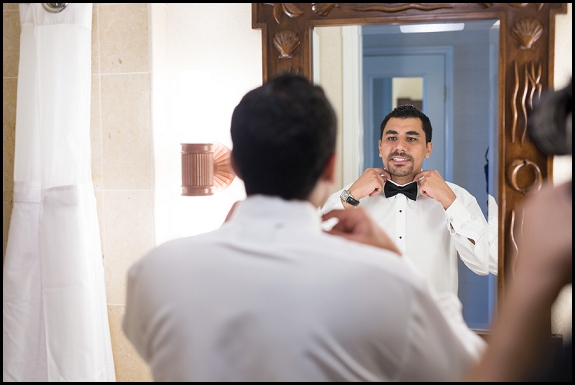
[{"x1": 181, "y1": 143, "x2": 236, "y2": 196}]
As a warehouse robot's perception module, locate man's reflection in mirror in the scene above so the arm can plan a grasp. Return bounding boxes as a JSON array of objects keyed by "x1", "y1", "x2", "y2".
[{"x1": 321, "y1": 104, "x2": 491, "y2": 296}]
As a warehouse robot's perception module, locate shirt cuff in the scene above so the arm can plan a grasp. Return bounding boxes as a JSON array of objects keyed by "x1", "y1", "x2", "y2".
[{"x1": 444, "y1": 197, "x2": 473, "y2": 233}]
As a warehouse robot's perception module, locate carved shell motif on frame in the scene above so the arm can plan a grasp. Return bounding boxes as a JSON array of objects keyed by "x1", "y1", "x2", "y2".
[{"x1": 252, "y1": 3, "x2": 568, "y2": 300}]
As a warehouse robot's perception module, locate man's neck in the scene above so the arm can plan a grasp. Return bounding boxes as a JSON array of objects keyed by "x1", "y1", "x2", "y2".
[
  {"x1": 309, "y1": 180, "x2": 333, "y2": 208},
  {"x1": 390, "y1": 175, "x2": 416, "y2": 185}
]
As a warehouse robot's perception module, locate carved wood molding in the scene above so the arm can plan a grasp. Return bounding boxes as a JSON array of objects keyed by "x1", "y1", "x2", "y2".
[
  {"x1": 252, "y1": 3, "x2": 568, "y2": 306},
  {"x1": 273, "y1": 29, "x2": 301, "y2": 58},
  {"x1": 511, "y1": 17, "x2": 544, "y2": 49},
  {"x1": 507, "y1": 159, "x2": 543, "y2": 194},
  {"x1": 511, "y1": 60, "x2": 543, "y2": 144},
  {"x1": 351, "y1": 4, "x2": 453, "y2": 13}
]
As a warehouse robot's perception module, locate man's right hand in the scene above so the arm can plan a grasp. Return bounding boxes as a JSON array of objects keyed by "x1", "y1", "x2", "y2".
[{"x1": 344, "y1": 168, "x2": 389, "y2": 208}]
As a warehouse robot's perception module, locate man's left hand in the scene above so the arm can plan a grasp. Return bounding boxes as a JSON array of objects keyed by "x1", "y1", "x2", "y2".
[{"x1": 413, "y1": 170, "x2": 456, "y2": 210}]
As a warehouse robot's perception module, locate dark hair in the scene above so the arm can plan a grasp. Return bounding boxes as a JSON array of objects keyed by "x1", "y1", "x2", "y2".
[
  {"x1": 230, "y1": 72, "x2": 337, "y2": 200},
  {"x1": 379, "y1": 104, "x2": 432, "y2": 143},
  {"x1": 527, "y1": 78, "x2": 572, "y2": 156}
]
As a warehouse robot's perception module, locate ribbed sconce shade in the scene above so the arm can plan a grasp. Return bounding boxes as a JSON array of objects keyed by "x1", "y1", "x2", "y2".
[{"x1": 181, "y1": 143, "x2": 235, "y2": 196}]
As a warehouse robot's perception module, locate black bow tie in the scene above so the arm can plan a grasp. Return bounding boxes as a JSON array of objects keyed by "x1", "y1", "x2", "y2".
[{"x1": 384, "y1": 181, "x2": 418, "y2": 201}]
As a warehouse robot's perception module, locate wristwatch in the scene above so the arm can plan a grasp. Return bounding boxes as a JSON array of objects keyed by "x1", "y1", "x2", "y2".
[{"x1": 340, "y1": 189, "x2": 360, "y2": 207}]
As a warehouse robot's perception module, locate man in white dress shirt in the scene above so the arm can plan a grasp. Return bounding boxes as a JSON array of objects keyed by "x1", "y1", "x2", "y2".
[
  {"x1": 123, "y1": 73, "x2": 485, "y2": 381},
  {"x1": 321, "y1": 104, "x2": 491, "y2": 295}
]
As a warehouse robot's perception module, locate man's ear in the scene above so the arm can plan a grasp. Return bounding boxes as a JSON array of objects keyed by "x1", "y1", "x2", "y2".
[
  {"x1": 321, "y1": 152, "x2": 337, "y2": 183},
  {"x1": 425, "y1": 141, "x2": 433, "y2": 158},
  {"x1": 230, "y1": 153, "x2": 242, "y2": 179}
]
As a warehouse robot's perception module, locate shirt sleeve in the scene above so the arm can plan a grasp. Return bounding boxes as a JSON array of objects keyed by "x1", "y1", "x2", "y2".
[
  {"x1": 397, "y1": 275, "x2": 487, "y2": 381},
  {"x1": 443, "y1": 188, "x2": 490, "y2": 275},
  {"x1": 487, "y1": 194, "x2": 499, "y2": 275}
]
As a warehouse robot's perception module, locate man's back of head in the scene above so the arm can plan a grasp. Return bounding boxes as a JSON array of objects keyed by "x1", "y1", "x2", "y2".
[{"x1": 230, "y1": 72, "x2": 337, "y2": 200}]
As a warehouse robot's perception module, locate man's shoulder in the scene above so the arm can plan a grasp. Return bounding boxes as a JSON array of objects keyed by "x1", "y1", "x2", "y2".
[
  {"x1": 445, "y1": 180, "x2": 463, "y2": 190},
  {"x1": 445, "y1": 181, "x2": 473, "y2": 197},
  {"x1": 129, "y1": 231, "x2": 222, "y2": 274}
]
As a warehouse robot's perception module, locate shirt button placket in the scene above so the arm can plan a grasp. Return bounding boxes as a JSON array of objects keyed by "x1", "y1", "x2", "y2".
[{"x1": 396, "y1": 196, "x2": 407, "y2": 253}]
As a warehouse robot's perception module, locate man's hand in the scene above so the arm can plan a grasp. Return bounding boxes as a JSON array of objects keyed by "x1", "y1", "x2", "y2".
[
  {"x1": 345, "y1": 168, "x2": 389, "y2": 208},
  {"x1": 413, "y1": 170, "x2": 456, "y2": 209},
  {"x1": 322, "y1": 208, "x2": 401, "y2": 256}
]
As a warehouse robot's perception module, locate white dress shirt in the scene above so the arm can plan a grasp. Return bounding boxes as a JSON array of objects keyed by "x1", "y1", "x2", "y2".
[
  {"x1": 321, "y1": 182, "x2": 490, "y2": 295},
  {"x1": 123, "y1": 195, "x2": 485, "y2": 381},
  {"x1": 487, "y1": 194, "x2": 499, "y2": 275}
]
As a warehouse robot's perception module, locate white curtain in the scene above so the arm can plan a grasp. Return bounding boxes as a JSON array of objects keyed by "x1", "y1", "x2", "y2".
[{"x1": 3, "y1": 4, "x2": 115, "y2": 381}]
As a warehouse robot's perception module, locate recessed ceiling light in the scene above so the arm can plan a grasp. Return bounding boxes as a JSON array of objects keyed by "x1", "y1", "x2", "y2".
[{"x1": 400, "y1": 23, "x2": 465, "y2": 33}]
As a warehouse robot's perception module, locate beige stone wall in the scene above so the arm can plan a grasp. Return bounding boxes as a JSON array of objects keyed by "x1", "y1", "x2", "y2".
[
  {"x1": 3, "y1": 3, "x2": 18, "y2": 267},
  {"x1": 92, "y1": 4, "x2": 154, "y2": 380}
]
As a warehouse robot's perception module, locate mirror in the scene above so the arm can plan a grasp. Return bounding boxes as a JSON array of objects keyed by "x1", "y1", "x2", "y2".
[
  {"x1": 313, "y1": 20, "x2": 499, "y2": 328},
  {"x1": 252, "y1": 3, "x2": 567, "y2": 317}
]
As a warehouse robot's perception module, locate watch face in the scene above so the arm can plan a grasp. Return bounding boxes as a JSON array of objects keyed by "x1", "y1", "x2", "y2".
[
  {"x1": 340, "y1": 190, "x2": 358, "y2": 206},
  {"x1": 341, "y1": 190, "x2": 351, "y2": 202}
]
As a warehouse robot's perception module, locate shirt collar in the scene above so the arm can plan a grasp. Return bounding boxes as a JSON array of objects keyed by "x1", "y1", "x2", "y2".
[{"x1": 229, "y1": 195, "x2": 323, "y2": 231}]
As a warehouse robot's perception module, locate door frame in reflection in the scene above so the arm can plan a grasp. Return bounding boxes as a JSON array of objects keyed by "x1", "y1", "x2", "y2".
[{"x1": 362, "y1": 47, "x2": 453, "y2": 180}]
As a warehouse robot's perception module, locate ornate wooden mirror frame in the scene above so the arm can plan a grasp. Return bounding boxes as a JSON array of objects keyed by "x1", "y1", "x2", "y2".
[{"x1": 252, "y1": 3, "x2": 568, "y2": 309}]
